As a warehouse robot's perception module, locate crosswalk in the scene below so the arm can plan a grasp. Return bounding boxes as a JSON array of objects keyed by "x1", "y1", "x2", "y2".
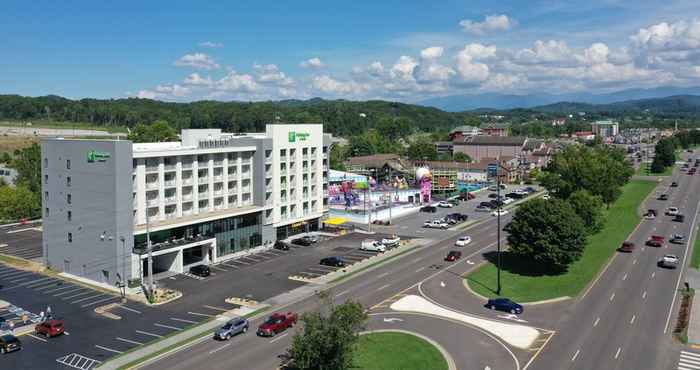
[
  {"x1": 678, "y1": 350, "x2": 700, "y2": 370},
  {"x1": 56, "y1": 353, "x2": 101, "y2": 370}
]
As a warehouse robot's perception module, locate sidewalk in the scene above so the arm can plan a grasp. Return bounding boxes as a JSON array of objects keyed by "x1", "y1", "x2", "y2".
[{"x1": 687, "y1": 269, "x2": 700, "y2": 344}]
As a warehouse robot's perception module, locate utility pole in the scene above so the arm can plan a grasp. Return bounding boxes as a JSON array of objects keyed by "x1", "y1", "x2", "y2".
[
  {"x1": 120, "y1": 236, "x2": 127, "y2": 302},
  {"x1": 146, "y1": 210, "x2": 154, "y2": 301},
  {"x1": 496, "y1": 163, "x2": 502, "y2": 296}
]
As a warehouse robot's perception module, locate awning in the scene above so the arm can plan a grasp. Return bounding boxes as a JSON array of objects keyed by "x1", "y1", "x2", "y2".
[{"x1": 323, "y1": 217, "x2": 348, "y2": 225}]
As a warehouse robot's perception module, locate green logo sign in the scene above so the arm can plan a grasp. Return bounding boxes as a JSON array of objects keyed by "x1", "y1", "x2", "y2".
[
  {"x1": 288, "y1": 131, "x2": 310, "y2": 143},
  {"x1": 87, "y1": 150, "x2": 111, "y2": 163}
]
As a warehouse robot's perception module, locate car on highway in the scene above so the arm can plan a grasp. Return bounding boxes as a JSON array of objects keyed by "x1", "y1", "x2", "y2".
[
  {"x1": 618, "y1": 241, "x2": 635, "y2": 253},
  {"x1": 214, "y1": 317, "x2": 249, "y2": 340},
  {"x1": 420, "y1": 205, "x2": 437, "y2": 213},
  {"x1": 291, "y1": 237, "x2": 313, "y2": 246},
  {"x1": 646, "y1": 239, "x2": 662, "y2": 248},
  {"x1": 671, "y1": 181, "x2": 679, "y2": 187},
  {"x1": 381, "y1": 235, "x2": 401, "y2": 247},
  {"x1": 492, "y1": 209, "x2": 509, "y2": 217},
  {"x1": 361, "y1": 239, "x2": 387, "y2": 252},
  {"x1": 320, "y1": 256, "x2": 345, "y2": 267},
  {"x1": 424, "y1": 220, "x2": 449, "y2": 229},
  {"x1": 644, "y1": 209, "x2": 657, "y2": 219},
  {"x1": 437, "y1": 201, "x2": 454, "y2": 208},
  {"x1": 455, "y1": 236, "x2": 472, "y2": 247},
  {"x1": 273, "y1": 241, "x2": 290, "y2": 251},
  {"x1": 658, "y1": 194, "x2": 669, "y2": 201},
  {"x1": 486, "y1": 298, "x2": 523, "y2": 314},
  {"x1": 674, "y1": 214, "x2": 686, "y2": 223},
  {"x1": 445, "y1": 251, "x2": 462, "y2": 262},
  {"x1": 35, "y1": 319, "x2": 65, "y2": 338},
  {"x1": 189, "y1": 264, "x2": 211, "y2": 278},
  {"x1": 671, "y1": 234, "x2": 686, "y2": 244},
  {"x1": 658, "y1": 254, "x2": 680, "y2": 269},
  {"x1": 257, "y1": 312, "x2": 297, "y2": 337},
  {"x1": 0, "y1": 334, "x2": 21, "y2": 354},
  {"x1": 666, "y1": 207, "x2": 680, "y2": 216}
]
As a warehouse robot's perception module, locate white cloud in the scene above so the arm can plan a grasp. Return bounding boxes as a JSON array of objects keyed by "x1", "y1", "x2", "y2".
[
  {"x1": 481, "y1": 73, "x2": 526, "y2": 91},
  {"x1": 312, "y1": 75, "x2": 365, "y2": 95},
  {"x1": 300, "y1": 57, "x2": 324, "y2": 69},
  {"x1": 155, "y1": 84, "x2": 190, "y2": 97},
  {"x1": 216, "y1": 70, "x2": 259, "y2": 92},
  {"x1": 459, "y1": 14, "x2": 516, "y2": 35},
  {"x1": 631, "y1": 19, "x2": 700, "y2": 52},
  {"x1": 199, "y1": 41, "x2": 223, "y2": 48},
  {"x1": 514, "y1": 40, "x2": 575, "y2": 66},
  {"x1": 420, "y1": 46, "x2": 444, "y2": 59},
  {"x1": 174, "y1": 53, "x2": 221, "y2": 70},
  {"x1": 454, "y1": 44, "x2": 493, "y2": 83},
  {"x1": 582, "y1": 43, "x2": 610, "y2": 65},
  {"x1": 252, "y1": 63, "x2": 294, "y2": 86},
  {"x1": 183, "y1": 73, "x2": 214, "y2": 86},
  {"x1": 137, "y1": 90, "x2": 159, "y2": 99},
  {"x1": 390, "y1": 55, "x2": 418, "y2": 81}
]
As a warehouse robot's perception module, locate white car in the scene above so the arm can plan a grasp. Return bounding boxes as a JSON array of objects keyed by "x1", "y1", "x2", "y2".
[
  {"x1": 437, "y1": 201, "x2": 454, "y2": 208},
  {"x1": 658, "y1": 254, "x2": 679, "y2": 268},
  {"x1": 666, "y1": 207, "x2": 680, "y2": 216},
  {"x1": 360, "y1": 239, "x2": 387, "y2": 252},
  {"x1": 502, "y1": 198, "x2": 515, "y2": 205},
  {"x1": 542, "y1": 193, "x2": 551, "y2": 200},
  {"x1": 381, "y1": 235, "x2": 401, "y2": 247},
  {"x1": 492, "y1": 210, "x2": 509, "y2": 217},
  {"x1": 423, "y1": 220, "x2": 449, "y2": 229},
  {"x1": 455, "y1": 236, "x2": 472, "y2": 247}
]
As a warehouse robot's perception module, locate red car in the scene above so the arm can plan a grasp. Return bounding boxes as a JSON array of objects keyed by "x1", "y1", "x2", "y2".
[
  {"x1": 445, "y1": 251, "x2": 462, "y2": 262},
  {"x1": 35, "y1": 319, "x2": 64, "y2": 338},
  {"x1": 618, "y1": 241, "x2": 635, "y2": 253},
  {"x1": 256, "y1": 312, "x2": 297, "y2": 337},
  {"x1": 651, "y1": 235, "x2": 664, "y2": 242}
]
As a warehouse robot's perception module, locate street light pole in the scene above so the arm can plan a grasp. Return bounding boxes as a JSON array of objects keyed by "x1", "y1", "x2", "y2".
[
  {"x1": 119, "y1": 236, "x2": 126, "y2": 301},
  {"x1": 146, "y1": 210, "x2": 154, "y2": 301},
  {"x1": 496, "y1": 164, "x2": 502, "y2": 296}
]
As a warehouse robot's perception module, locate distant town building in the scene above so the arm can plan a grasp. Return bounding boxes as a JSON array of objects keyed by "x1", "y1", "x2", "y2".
[
  {"x1": 448, "y1": 125, "x2": 481, "y2": 141},
  {"x1": 344, "y1": 154, "x2": 409, "y2": 180},
  {"x1": 574, "y1": 131, "x2": 595, "y2": 141},
  {"x1": 0, "y1": 165, "x2": 17, "y2": 186},
  {"x1": 551, "y1": 118, "x2": 567, "y2": 126},
  {"x1": 480, "y1": 122, "x2": 510, "y2": 137},
  {"x1": 452, "y1": 136, "x2": 527, "y2": 162},
  {"x1": 591, "y1": 120, "x2": 619, "y2": 138},
  {"x1": 435, "y1": 141, "x2": 454, "y2": 156}
]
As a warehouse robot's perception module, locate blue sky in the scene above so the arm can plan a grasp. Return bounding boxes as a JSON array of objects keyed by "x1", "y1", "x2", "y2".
[{"x1": 2, "y1": 0, "x2": 700, "y2": 102}]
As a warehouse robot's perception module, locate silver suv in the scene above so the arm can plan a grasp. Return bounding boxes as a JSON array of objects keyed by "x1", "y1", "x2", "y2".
[{"x1": 214, "y1": 317, "x2": 249, "y2": 340}]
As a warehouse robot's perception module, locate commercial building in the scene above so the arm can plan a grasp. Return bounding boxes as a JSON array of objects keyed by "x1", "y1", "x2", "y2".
[
  {"x1": 448, "y1": 125, "x2": 481, "y2": 141},
  {"x1": 41, "y1": 124, "x2": 331, "y2": 287},
  {"x1": 452, "y1": 136, "x2": 527, "y2": 163},
  {"x1": 480, "y1": 122, "x2": 510, "y2": 137},
  {"x1": 591, "y1": 120, "x2": 619, "y2": 138}
]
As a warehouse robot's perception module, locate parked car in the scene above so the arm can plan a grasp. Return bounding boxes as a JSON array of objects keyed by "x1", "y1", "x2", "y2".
[
  {"x1": 457, "y1": 192, "x2": 475, "y2": 201},
  {"x1": 214, "y1": 317, "x2": 249, "y2": 340},
  {"x1": 479, "y1": 201, "x2": 494, "y2": 208},
  {"x1": 671, "y1": 234, "x2": 686, "y2": 244},
  {"x1": 490, "y1": 199, "x2": 505, "y2": 207},
  {"x1": 420, "y1": 205, "x2": 437, "y2": 213},
  {"x1": 658, "y1": 254, "x2": 680, "y2": 269},
  {"x1": 291, "y1": 237, "x2": 313, "y2": 246},
  {"x1": 646, "y1": 239, "x2": 662, "y2": 248},
  {"x1": 542, "y1": 194, "x2": 551, "y2": 200},
  {"x1": 437, "y1": 201, "x2": 454, "y2": 208},
  {"x1": 671, "y1": 182, "x2": 679, "y2": 187},
  {"x1": 445, "y1": 251, "x2": 462, "y2": 262},
  {"x1": 502, "y1": 198, "x2": 515, "y2": 205},
  {"x1": 274, "y1": 241, "x2": 290, "y2": 251},
  {"x1": 257, "y1": 312, "x2": 298, "y2": 337},
  {"x1": 446, "y1": 213, "x2": 468, "y2": 222},
  {"x1": 658, "y1": 194, "x2": 669, "y2": 201},
  {"x1": 524, "y1": 186, "x2": 537, "y2": 193},
  {"x1": 666, "y1": 207, "x2": 680, "y2": 216},
  {"x1": 320, "y1": 256, "x2": 344, "y2": 267},
  {"x1": 189, "y1": 264, "x2": 211, "y2": 278},
  {"x1": 674, "y1": 214, "x2": 686, "y2": 223},
  {"x1": 486, "y1": 298, "x2": 523, "y2": 314},
  {"x1": 449, "y1": 199, "x2": 461, "y2": 206},
  {"x1": 0, "y1": 334, "x2": 21, "y2": 354},
  {"x1": 475, "y1": 205, "x2": 491, "y2": 212},
  {"x1": 423, "y1": 220, "x2": 449, "y2": 229},
  {"x1": 361, "y1": 239, "x2": 387, "y2": 252},
  {"x1": 300, "y1": 235, "x2": 319, "y2": 244},
  {"x1": 618, "y1": 241, "x2": 635, "y2": 253},
  {"x1": 455, "y1": 236, "x2": 472, "y2": 247},
  {"x1": 381, "y1": 235, "x2": 401, "y2": 247},
  {"x1": 488, "y1": 193, "x2": 498, "y2": 199},
  {"x1": 492, "y1": 210, "x2": 509, "y2": 217},
  {"x1": 505, "y1": 192, "x2": 526, "y2": 199}
]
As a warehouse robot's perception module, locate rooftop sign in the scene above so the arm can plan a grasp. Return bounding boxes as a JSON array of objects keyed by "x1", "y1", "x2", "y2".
[
  {"x1": 288, "y1": 131, "x2": 310, "y2": 143},
  {"x1": 87, "y1": 150, "x2": 111, "y2": 163}
]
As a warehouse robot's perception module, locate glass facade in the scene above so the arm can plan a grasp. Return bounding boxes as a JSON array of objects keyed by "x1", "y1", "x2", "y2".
[
  {"x1": 275, "y1": 218, "x2": 320, "y2": 240},
  {"x1": 134, "y1": 211, "x2": 263, "y2": 257}
]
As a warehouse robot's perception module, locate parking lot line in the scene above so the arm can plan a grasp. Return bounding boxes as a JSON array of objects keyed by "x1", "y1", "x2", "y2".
[
  {"x1": 114, "y1": 304, "x2": 141, "y2": 314},
  {"x1": 9, "y1": 276, "x2": 31, "y2": 283},
  {"x1": 0, "y1": 270, "x2": 31, "y2": 278},
  {"x1": 298, "y1": 271, "x2": 323, "y2": 276},
  {"x1": 203, "y1": 305, "x2": 230, "y2": 312},
  {"x1": 82, "y1": 296, "x2": 118, "y2": 308},
  {"x1": 230, "y1": 259, "x2": 251, "y2": 265},
  {"x1": 115, "y1": 337, "x2": 144, "y2": 346},
  {"x1": 135, "y1": 330, "x2": 163, "y2": 338},
  {"x1": 95, "y1": 345, "x2": 123, "y2": 354},
  {"x1": 269, "y1": 332, "x2": 289, "y2": 344},
  {"x1": 33, "y1": 281, "x2": 64, "y2": 290},
  {"x1": 155, "y1": 323, "x2": 182, "y2": 331},
  {"x1": 307, "y1": 267, "x2": 336, "y2": 273},
  {"x1": 60, "y1": 289, "x2": 90, "y2": 299},
  {"x1": 6, "y1": 276, "x2": 52, "y2": 289},
  {"x1": 28, "y1": 333, "x2": 48, "y2": 342},
  {"x1": 188, "y1": 311, "x2": 213, "y2": 318},
  {"x1": 171, "y1": 317, "x2": 198, "y2": 324},
  {"x1": 26, "y1": 278, "x2": 59, "y2": 288},
  {"x1": 54, "y1": 287, "x2": 84, "y2": 296},
  {"x1": 209, "y1": 265, "x2": 228, "y2": 272},
  {"x1": 72, "y1": 293, "x2": 107, "y2": 304}
]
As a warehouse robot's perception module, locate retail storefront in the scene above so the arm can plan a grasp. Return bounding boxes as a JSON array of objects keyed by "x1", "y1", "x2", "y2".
[{"x1": 276, "y1": 218, "x2": 320, "y2": 240}]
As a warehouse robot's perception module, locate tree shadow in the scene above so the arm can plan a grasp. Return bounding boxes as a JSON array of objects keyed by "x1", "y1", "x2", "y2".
[{"x1": 481, "y1": 251, "x2": 567, "y2": 277}]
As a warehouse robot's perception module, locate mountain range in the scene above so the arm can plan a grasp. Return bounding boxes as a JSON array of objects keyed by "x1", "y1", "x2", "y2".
[{"x1": 417, "y1": 86, "x2": 700, "y2": 112}]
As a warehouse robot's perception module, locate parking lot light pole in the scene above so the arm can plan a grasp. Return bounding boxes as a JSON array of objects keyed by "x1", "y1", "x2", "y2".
[
  {"x1": 119, "y1": 236, "x2": 127, "y2": 301},
  {"x1": 496, "y1": 165, "x2": 502, "y2": 296}
]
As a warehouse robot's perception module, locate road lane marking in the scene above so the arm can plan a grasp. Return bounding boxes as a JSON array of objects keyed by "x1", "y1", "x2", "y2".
[
  {"x1": 630, "y1": 315, "x2": 636, "y2": 324},
  {"x1": 412, "y1": 258, "x2": 422, "y2": 264},
  {"x1": 116, "y1": 337, "x2": 143, "y2": 345},
  {"x1": 269, "y1": 332, "x2": 289, "y2": 344},
  {"x1": 115, "y1": 305, "x2": 141, "y2": 314},
  {"x1": 188, "y1": 311, "x2": 213, "y2": 317},
  {"x1": 633, "y1": 258, "x2": 637, "y2": 265},
  {"x1": 593, "y1": 317, "x2": 600, "y2": 327},
  {"x1": 376, "y1": 284, "x2": 391, "y2": 291},
  {"x1": 135, "y1": 330, "x2": 162, "y2": 338},
  {"x1": 651, "y1": 272, "x2": 655, "y2": 278},
  {"x1": 209, "y1": 342, "x2": 232, "y2": 355},
  {"x1": 643, "y1": 291, "x2": 647, "y2": 299},
  {"x1": 415, "y1": 267, "x2": 426, "y2": 273},
  {"x1": 610, "y1": 293, "x2": 615, "y2": 301},
  {"x1": 171, "y1": 317, "x2": 198, "y2": 324},
  {"x1": 377, "y1": 272, "x2": 389, "y2": 279},
  {"x1": 95, "y1": 345, "x2": 123, "y2": 354},
  {"x1": 155, "y1": 323, "x2": 182, "y2": 331},
  {"x1": 335, "y1": 290, "x2": 349, "y2": 298},
  {"x1": 614, "y1": 347, "x2": 621, "y2": 359},
  {"x1": 622, "y1": 273, "x2": 627, "y2": 281},
  {"x1": 571, "y1": 349, "x2": 580, "y2": 362},
  {"x1": 82, "y1": 296, "x2": 118, "y2": 308}
]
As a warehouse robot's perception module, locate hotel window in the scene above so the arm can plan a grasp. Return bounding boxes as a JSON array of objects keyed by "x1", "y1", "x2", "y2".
[
  {"x1": 44, "y1": 191, "x2": 49, "y2": 200},
  {"x1": 45, "y1": 208, "x2": 49, "y2": 216},
  {"x1": 66, "y1": 176, "x2": 71, "y2": 187},
  {"x1": 44, "y1": 158, "x2": 48, "y2": 167},
  {"x1": 67, "y1": 194, "x2": 72, "y2": 204},
  {"x1": 44, "y1": 174, "x2": 48, "y2": 183},
  {"x1": 66, "y1": 159, "x2": 71, "y2": 169},
  {"x1": 68, "y1": 233, "x2": 72, "y2": 243},
  {"x1": 67, "y1": 211, "x2": 72, "y2": 222}
]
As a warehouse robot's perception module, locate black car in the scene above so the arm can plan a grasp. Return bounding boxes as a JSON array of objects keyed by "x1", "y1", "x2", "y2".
[
  {"x1": 486, "y1": 298, "x2": 523, "y2": 314},
  {"x1": 488, "y1": 193, "x2": 498, "y2": 198},
  {"x1": 525, "y1": 186, "x2": 537, "y2": 193},
  {"x1": 658, "y1": 194, "x2": 669, "y2": 201},
  {"x1": 319, "y1": 256, "x2": 344, "y2": 267},
  {"x1": 420, "y1": 205, "x2": 437, "y2": 213},
  {"x1": 505, "y1": 192, "x2": 525, "y2": 199},
  {"x1": 273, "y1": 241, "x2": 290, "y2": 251},
  {"x1": 0, "y1": 334, "x2": 21, "y2": 354},
  {"x1": 674, "y1": 214, "x2": 685, "y2": 223},
  {"x1": 489, "y1": 199, "x2": 505, "y2": 207},
  {"x1": 671, "y1": 182, "x2": 679, "y2": 187},
  {"x1": 291, "y1": 237, "x2": 313, "y2": 246},
  {"x1": 189, "y1": 264, "x2": 211, "y2": 277},
  {"x1": 447, "y1": 213, "x2": 468, "y2": 221},
  {"x1": 479, "y1": 201, "x2": 494, "y2": 208}
]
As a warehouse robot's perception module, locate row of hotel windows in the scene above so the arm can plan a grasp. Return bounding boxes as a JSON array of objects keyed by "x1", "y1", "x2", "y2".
[
  {"x1": 133, "y1": 152, "x2": 255, "y2": 169},
  {"x1": 44, "y1": 158, "x2": 71, "y2": 169}
]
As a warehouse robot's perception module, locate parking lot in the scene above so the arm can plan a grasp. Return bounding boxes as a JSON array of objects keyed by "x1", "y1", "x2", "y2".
[{"x1": 0, "y1": 223, "x2": 43, "y2": 261}]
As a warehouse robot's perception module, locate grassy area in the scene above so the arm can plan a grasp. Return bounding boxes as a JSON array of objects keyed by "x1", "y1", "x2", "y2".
[
  {"x1": 635, "y1": 163, "x2": 674, "y2": 176},
  {"x1": 0, "y1": 119, "x2": 127, "y2": 133},
  {"x1": 466, "y1": 179, "x2": 658, "y2": 302},
  {"x1": 691, "y1": 226, "x2": 700, "y2": 269},
  {"x1": 354, "y1": 332, "x2": 448, "y2": 370}
]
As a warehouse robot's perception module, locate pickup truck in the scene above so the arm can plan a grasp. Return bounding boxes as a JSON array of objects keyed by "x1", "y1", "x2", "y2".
[
  {"x1": 257, "y1": 312, "x2": 298, "y2": 337},
  {"x1": 361, "y1": 239, "x2": 387, "y2": 252},
  {"x1": 423, "y1": 220, "x2": 449, "y2": 229}
]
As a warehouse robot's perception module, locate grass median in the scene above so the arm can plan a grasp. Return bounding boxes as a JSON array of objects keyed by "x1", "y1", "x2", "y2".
[
  {"x1": 354, "y1": 332, "x2": 448, "y2": 370},
  {"x1": 635, "y1": 163, "x2": 674, "y2": 177},
  {"x1": 691, "y1": 225, "x2": 700, "y2": 269},
  {"x1": 466, "y1": 179, "x2": 658, "y2": 303}
]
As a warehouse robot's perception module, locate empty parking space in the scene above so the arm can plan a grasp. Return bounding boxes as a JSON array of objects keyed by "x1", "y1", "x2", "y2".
[{"x1": 0, "y1": 223, "x2": 43, "y2": 261}]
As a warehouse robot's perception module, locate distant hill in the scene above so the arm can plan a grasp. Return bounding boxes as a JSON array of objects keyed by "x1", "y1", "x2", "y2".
[
  {"x1": 533, "y1": 95, "x2": 700, "y2": 116},
  {"x1": 418, "y1": 86, "x2": 700, "y2": 111}
]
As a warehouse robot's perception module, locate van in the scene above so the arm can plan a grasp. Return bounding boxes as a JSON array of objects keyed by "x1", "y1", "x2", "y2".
[{"x1": 360, "y1": 239, "x2": 386, "y2": 252}]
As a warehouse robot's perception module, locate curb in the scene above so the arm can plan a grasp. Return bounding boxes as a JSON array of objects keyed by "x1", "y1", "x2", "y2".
[{"x1": 359, "y1": 330, "x2": 457, "y2": 370}]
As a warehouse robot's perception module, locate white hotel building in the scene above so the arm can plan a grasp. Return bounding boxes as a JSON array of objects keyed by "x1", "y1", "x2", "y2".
[{"x1": 41, "y1": 124, "x2": 331, "y2": 286}]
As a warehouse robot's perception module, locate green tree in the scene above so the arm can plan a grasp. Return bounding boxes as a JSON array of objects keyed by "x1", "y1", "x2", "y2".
[
  {"x1": 0, "y1": 186, "x2": 40, "y2": 221},
  {"x1": 567, "y1": 190, "x2": 604, "y2": 233},
  {"x1": 330, "y1": 145, "x2": 348, "y2": 171},
  {"x1": 376, "y1": 117, "x2": 413, "y2": 141},
  {"x1": 504, "y1": 198, "x2": 587, "y2": 271},
  {"x1": 453, "y1": 152, "x2": 471, "y2": 163},
  {"x1": 11, "y1": 143, "x2": 41, "y2": 194},
  {"x1": 650, "y1": 156, "x2": 666, "y2": 173},
  {"x1": 288, "y1": 298, "x2": 368, "y2": 370},
  {"x1": 127, "y1": 120, "x2": 178, "y2": 143},
  {"x1": 406, "y1": 138, "x2": 437, "y2": 160}
]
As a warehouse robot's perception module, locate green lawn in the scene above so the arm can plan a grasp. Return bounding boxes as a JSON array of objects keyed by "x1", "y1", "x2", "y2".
[
  {"x1": 354, "y1": 332, "x2": 448, "y2": 370},
  {"x1": 466, "y1": 179, "x2": 658, "y2": 302},
  {"x1": 635, "y1": 163, "x2": 674, "y2": 176},
  {"x1": 691, "y1": 226, "x2": 700, "y2": 269}
]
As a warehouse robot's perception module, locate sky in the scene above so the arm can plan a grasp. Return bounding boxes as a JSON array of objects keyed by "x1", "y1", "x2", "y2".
[{"x1": 2, "y1": 0, "x2": 700, "y2": 103}]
